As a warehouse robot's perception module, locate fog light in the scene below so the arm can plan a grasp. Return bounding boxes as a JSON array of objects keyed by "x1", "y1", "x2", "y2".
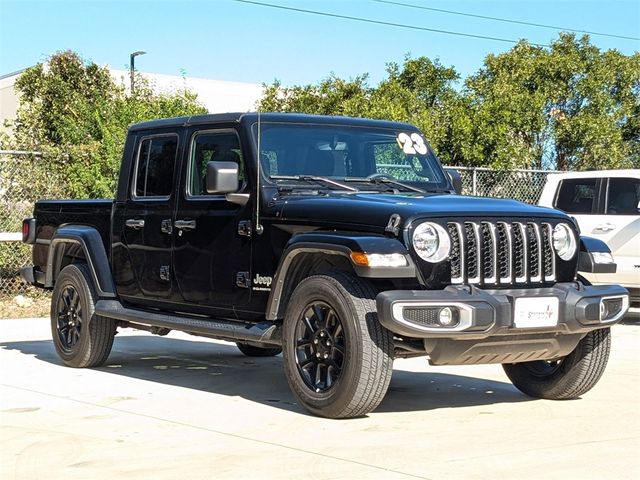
[{"x1": 438, "y1": 307, "x2": 459, "y2": 327}]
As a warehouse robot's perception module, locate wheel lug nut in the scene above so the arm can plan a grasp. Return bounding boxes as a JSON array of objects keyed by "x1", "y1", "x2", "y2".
[
  {"x1": 323, "y1": 353, "x2": 329, "y2": 359},
  {"x1": 313, "y1": 339, "x2": 318, "y2": 344},
  {"x1": 326, "y1": 341, "x2": 331, "y2": 346},
  {"x1": 316, "y1": 352, "x2": 321, "y2": 358}
]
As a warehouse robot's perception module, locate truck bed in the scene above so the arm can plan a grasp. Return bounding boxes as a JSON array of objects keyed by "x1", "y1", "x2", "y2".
[{"x1": 32, "y1": 199, "x2": 113, "y2": 270}]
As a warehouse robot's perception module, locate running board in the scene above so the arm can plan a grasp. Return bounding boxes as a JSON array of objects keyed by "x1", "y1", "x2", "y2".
[{"x1": 95, "y1": 300, "x2": 281, "y2": 345}]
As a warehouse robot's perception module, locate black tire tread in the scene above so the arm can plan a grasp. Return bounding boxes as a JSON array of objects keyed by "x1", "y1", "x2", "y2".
[
  {"x1": 283, "y1": 271, "x2": 394, "y2": 418},
  {"x1": 503, "y1": 328, "x2": 611, "y2": 400},
  {"x1": 330, "y1": 271, "x2": 393, "y2": 418},
  {"x1": 51, "y1": 264, "x2": 116, "y2": 368}
]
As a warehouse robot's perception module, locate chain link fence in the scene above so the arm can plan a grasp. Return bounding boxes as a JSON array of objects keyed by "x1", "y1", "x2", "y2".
[
  {"x1": 452, "y1": 166, "x2": 558, "y2": 204},
  {"x1": 1, "y1": 151, "x2": 68, "y2": 297},
  {"x1": 0, "y1": 155, "x2": 557, "y2": 298}
]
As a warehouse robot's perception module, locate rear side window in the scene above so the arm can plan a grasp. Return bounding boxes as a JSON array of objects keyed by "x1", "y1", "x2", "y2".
[
  {"x1": 134, "y1": 136, "x2": 178, "y2": 198},
  {"x1": 555, "y1": 178, "x2": 597, "y2": 214},
  {"x1": 607, "y1": 177, "x2": 640, "y2": 215}
]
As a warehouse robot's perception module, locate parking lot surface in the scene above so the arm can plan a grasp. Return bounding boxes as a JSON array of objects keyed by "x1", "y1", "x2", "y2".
[{"x1": 1, "y1": 316, "x2": 639, "y2": 480}]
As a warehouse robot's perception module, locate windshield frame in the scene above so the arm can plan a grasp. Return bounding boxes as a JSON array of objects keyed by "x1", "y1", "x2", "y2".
[{"x1": 250, "y1": 120, "x2": 452, "y2": 193}]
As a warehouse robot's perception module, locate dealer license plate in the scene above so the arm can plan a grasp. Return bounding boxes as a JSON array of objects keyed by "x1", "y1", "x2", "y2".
[{"x1": 513, "y1": 297, "x2": 559, "y2": 328}]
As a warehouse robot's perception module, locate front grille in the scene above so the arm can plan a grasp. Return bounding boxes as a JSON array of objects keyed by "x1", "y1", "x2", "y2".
[{"x1": 447, "y1": 221, "x2": 555, "y2": 286}]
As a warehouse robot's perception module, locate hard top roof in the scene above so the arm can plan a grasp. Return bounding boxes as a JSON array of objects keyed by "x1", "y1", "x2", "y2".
[{"x1": 128, "y1": 112, "x2": 418, "y2": 132}]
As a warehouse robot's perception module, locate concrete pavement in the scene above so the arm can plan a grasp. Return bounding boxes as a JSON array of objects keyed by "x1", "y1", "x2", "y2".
[{"x1": 1, "y1": 317, "x2": 639, "y2": 480}]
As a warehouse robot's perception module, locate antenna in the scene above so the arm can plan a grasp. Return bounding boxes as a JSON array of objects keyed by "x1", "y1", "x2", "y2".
[{"x1": 254, "y1": 110, "x2": 264, "y2": 235}]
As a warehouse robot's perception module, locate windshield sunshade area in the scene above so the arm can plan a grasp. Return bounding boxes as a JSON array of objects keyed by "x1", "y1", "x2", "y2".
[{"x1": 254, "y1": 122, "x2": 450, "y2": 192}]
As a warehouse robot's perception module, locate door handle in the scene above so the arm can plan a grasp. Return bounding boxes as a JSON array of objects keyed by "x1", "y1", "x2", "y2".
[
  {"x1": 125, "y1": 219, "x2": 145, "y2": 229},
  {"x1": 593, "y1": 223, "x2": 616, "y2": 233},
  {"x1": 174, "y1": 219, "x2": 197, "y2": 230}
]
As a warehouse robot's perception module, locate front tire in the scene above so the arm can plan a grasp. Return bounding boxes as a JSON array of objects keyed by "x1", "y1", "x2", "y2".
[
  {"x1": 503, "y1": 328, "x2": 611, "y2": 399},
  {"x1": 282, "y1": 272, "x2": 394, "y2": 418},
  {"x1": 51, "y1": 264, "x2": 116, "y2": 368}
]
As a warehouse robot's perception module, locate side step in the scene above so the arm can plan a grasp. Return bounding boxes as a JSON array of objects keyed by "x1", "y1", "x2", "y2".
[{"x1": 95, "y1": 300, "x2": 281, "y2": 345}]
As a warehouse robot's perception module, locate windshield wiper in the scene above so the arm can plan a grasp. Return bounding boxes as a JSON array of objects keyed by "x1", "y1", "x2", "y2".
[
  {"x1": 345, "y1": 176, "x2": 426, "y2": 194},
  {"x1": 271, "y1": 175, "x2": 358, "y2": 192}
]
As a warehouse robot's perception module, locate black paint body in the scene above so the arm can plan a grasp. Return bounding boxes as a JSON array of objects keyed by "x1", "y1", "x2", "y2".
[{"x1": 30, "y1": 113, "x2": 579, "y2": 323}]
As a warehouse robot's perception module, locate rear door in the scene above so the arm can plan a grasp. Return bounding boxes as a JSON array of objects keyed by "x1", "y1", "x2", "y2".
[
  {"x1": 172, "y1": 126, "x2": 253, "y2": 316},
  {"x1": 115, "y1": 131, "x2": 181, "y2": 306}
]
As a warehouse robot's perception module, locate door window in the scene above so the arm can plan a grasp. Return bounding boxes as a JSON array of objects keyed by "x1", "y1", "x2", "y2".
[
  {"x1": 188, "y1": 130, "x2": 244, "y2": 197},
  {"x1": 607, "y1": 178, "x2": 640, "y2": 215},
  {"x1": 133, "y1": 135, "x2": 178, "y2": 198},
  {"x1": 555, "y1": 178, "x2": 597, "y2": 214}
]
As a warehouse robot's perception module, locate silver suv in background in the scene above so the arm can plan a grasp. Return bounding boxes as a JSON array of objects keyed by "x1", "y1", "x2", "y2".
[{"x1": 539, "y1": 170, "x2": 640, "y2": 305}]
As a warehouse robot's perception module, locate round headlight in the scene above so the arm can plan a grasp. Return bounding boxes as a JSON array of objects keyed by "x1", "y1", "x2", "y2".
[
  {"x1": 412, "y1": 222, "x2": 450, "y2": 263},
  {"x1": 552, "y1": 223, "x2": 577, "y2": 260}
]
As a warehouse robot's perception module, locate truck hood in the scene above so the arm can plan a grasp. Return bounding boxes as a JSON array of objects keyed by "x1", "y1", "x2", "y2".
[{"x1": 277, "y1": 192, "x2": 568, "y2": 231}]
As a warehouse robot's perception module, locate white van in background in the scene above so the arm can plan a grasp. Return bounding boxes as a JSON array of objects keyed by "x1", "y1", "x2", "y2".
[{"x1": 539, "y1": 170, "x2": 640, "y2": 305}]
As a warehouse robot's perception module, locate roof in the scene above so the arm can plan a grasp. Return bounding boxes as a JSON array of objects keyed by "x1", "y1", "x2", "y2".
[
  {"x1": 128, "y1": 112, "x2": 418, "y2": 132},
  {"x1": 546, "y1": 169, "x2": 640, "y2": 179}
]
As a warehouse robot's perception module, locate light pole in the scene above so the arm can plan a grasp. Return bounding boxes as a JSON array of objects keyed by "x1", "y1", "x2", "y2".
[{"x1": 130, "y1": 51, "x2": 146, "y2": 94}]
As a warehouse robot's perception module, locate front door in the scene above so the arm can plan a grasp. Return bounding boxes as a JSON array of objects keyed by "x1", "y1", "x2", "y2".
[
  {"x1": 596, "y1": 176, "x2": 640, "y2": 285},
  {"x1": 115, "y1": 132, "x2": 180, "y2": 306},
  {"x1": 172, "y1": 127, "x2": 252, "y2": 317}
]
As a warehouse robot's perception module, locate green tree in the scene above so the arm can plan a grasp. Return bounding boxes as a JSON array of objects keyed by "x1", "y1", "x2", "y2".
[
  {"x1": 260, "y1": 74, "x2": 371, "y2": 116},
  {"x1": 259, "y1": 56, "x2": 464, "y2": 164},
  {"x1": 3, "y1": 50, "x2": 206, "y2": 198},
  {"x1": 259, "y1": 35, "x2": 639, "y2": 170},
  {"x1": 543, "y1": 34, "x2": 639, "y2": 170},
  {"x1": 464, "y1": 34, "x2": 639, "y2": 170}
]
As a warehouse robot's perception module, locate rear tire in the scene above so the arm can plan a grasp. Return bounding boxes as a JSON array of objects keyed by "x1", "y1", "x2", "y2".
[
  {"x1": 50, "y1": 264, "x2": 116, "y2": 368},
  {"x1": 503, "y1": 328, "x2": 611, "y2": 399},
  {"x1": 282, "y1": 272, "x2": 394, "y2": 418},
  {"x1": 236, "y1": 342, "x2": 282, "y2": 357}
]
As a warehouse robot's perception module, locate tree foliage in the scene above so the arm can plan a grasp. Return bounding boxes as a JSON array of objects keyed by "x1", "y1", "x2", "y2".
[
  {"x1": 3, "y1": 51, "x2": 206, "y2": 197},
  {"x1": 259, "y1": 34, "x2": 639, "y2": 170}
]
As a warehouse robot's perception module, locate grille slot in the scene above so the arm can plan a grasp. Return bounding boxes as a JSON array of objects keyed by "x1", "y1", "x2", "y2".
[
  {"x1": 403, "y1": 307, "x2": 440, "y2": 327},
  {"x1": 448, "y1": 220, "x2": 555, "y2": 286}
]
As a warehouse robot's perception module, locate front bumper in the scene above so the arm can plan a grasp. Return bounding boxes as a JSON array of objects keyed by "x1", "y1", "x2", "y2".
[{"x1": 376, "y1": 282, "x2": 629, "y2": 365}]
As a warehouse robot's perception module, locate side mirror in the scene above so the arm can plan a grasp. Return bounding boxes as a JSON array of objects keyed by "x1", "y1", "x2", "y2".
[
  {"x1": 206, "y1": 161, "x2": 239, "y2": 194},
  {"x1": 445, "y1": 168, "x2": 463, "y2": 195}
]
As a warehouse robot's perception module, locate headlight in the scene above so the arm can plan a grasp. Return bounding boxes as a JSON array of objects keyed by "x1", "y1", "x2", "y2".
[
  {"x1": 552, "y1": 223, "x2": 577, "y2": 260},
  {"x1": 412, "y1": 222, "x2": 450, "y2": 263}
]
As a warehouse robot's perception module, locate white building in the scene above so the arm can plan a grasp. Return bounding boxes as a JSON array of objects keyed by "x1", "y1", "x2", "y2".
[
  {"x1": 0, "y1": 68, "x2": 263, "y2": 131},
  {"x1": 111, "y1": 70, "x2": 263, "y2": 113},
  {"x1": 0, "y1": 69, "x2": 25, "y2": 129}
]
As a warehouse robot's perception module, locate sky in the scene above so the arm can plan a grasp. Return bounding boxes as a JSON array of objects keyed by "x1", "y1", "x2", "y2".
[{"x1": 0, "y1": 0, "x2": 638, "y2": 88}]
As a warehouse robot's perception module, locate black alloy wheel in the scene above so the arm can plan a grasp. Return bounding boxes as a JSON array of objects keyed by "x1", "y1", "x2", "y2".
[
  {"x1": 282, "y1": 272, "x2": 394, "y2": 418},
  {"x1": 50, "y1": 264, "x2": 116, "y2": 368},
  {"x1": 294, "y1": 301, "x2": 345, "y2": 393},
  {"x1": 55, "y1": 285, "x2": 84, "y2": 352}
]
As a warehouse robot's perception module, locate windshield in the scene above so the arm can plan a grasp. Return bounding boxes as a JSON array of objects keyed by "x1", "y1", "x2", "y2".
[{"x1": 254, "y1": 122, "x2": 449, "y2": 191}]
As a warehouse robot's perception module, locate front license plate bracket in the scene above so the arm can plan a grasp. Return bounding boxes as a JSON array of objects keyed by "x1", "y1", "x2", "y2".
[{"x1": 513, "y1": 297, "x2": 559, "y2": 328}]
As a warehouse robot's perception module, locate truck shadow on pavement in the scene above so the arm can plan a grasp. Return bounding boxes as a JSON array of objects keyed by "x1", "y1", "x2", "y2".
[{"x1": 1, "y1": 332, "x2": 530, "y2": 416}]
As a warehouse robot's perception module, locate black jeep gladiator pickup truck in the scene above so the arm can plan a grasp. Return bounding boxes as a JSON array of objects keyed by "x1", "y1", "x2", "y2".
[{"x1": 22, "y1": 113, "x2": 629, "y2": 418}]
